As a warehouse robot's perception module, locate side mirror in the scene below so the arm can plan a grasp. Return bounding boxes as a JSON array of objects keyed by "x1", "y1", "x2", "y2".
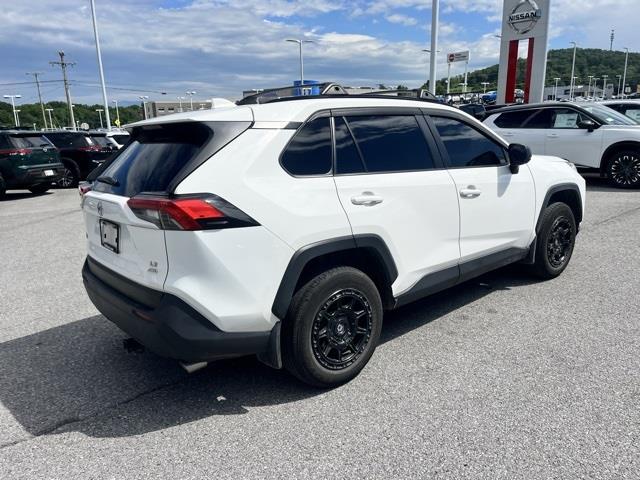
[
  {"x1": 508, "y1": 143, "x2": 532, "y2": 174},
  {"x1": 577, "y1": 119, "x2": 597, "y2": 132}
]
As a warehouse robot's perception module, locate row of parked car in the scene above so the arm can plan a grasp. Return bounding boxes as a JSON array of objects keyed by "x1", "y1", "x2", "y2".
[
  {"x1": 457, "y1": 99, "x2": 640, "y2": 188},
  {"x1": 0, "y1": 129, "x2": 129, "y2": 198}
]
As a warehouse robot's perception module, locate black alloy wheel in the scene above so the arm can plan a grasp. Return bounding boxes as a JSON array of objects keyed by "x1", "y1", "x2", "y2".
[
  {"x1": 311, "y1": 289, "x2": 373, "y2": 371},
  {"x1": 546, "y1": 216, "x2": 573, "y2": 269},
  {"x1": 608, "y1": 151, "x2": 640, "y2": 188}
]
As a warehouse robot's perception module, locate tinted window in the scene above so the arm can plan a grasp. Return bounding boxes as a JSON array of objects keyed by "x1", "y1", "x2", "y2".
[
  {"x1": 334, "y1": 117, "x2": 365, "y2": 174},
  {"x1": 0, "y1": 135, "x2": 11, "y2": 150},
  {"x1": 432, "y1": 116, "x2": 506, "y2": 168},
  {"x1": 494, "y1": 109, "x2": 536, "y2": 128},
  {"x1": 90, "y1": 136, "x2": 109, "y2": 146},
  {"x1": 112, "y1": 135, "x2": 130, "y2": 144},
  {"x1": 10, "y1": 136, "x2": 53, "y2": 148},
  {"x1": 582, "y1": 104, "x2": 637, "y2": 125},
  {"x1": 346, "y1": 115, "x2": 434, "y2": 173},
  {"x1": 92, "y1": 122, "x2": 211, "y2": 197},
  {"x1": 45, "y1": 132, "x2": 91, "y2": 148},
  {"x1": 281, "y1": 117, "x2": 332, "y2": 176}
]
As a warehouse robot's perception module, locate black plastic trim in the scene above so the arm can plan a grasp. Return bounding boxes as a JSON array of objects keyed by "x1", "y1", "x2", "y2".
[
  {"x1": 535, "y1": 183, "x2": 583, "y2": 232},
  {"x1": 83, "y1": 257, "x2": 272, "y2": 362},
  {"x1": 271, "y1": 234, "x2": 398, "y2": 320}
]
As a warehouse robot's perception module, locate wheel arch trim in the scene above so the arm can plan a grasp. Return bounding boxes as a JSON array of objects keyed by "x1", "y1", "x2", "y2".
[
  {"x1": 271, "y1": 234, "x2": 398, "y2": 320},
  {"x1": 536, "y1": 183, "x2": 583, "y2": 233}
]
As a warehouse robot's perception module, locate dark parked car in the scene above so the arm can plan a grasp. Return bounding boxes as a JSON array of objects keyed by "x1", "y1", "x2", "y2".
[
  {"x1": 43, "y1": 131, "x2": 113, "y2": 187},
  {"x1": 0, "y1": 131, "x2": 64, "y2": 199}
]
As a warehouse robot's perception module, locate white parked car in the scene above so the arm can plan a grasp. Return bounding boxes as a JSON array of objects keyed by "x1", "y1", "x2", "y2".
[
  {"x1": 81, "y1": 93, "x2": 585, "y2": 387},
  {"x1": 483, "y1": 102, "x2": 640, "y2": 188},
  {"x1": 600, "y1": 99, "x2": 640, "y2": 123}
]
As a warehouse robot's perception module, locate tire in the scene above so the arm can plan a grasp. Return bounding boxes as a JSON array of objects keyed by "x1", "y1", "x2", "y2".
[
  {"x1": 0, "y1": 173, "x2": 6, "y2": 200},
  {"x1": 606, "y1": 150, "x2": 640, "y2": 189},
  {"x1": 58, "y1": 159, "x2": 80, "y2": 188},
  {"x1": 532, "y1": 202, "x2": 577, "y2": 279},
  {"x1": 282, "y1": 266, "x2": 383, "y2": 388},
  {"x1": 29, "y1": 184, "x2": 50, "y2": 195}
]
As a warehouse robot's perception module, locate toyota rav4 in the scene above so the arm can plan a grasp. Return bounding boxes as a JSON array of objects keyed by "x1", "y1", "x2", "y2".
[{"x1": 81, "y1": 93, "x2": 585, "y2": 387}]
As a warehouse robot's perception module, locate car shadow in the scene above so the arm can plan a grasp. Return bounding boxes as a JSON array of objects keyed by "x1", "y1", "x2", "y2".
[
  {"x1": 0, "y1": 190, "x2": 53, "y2": 201},
  {"x1": 583, "y1": 173, "x2": 638, "y2": 193},
  {"x1": 0, "y1": 265, "x2": 536, "y2": 441}
]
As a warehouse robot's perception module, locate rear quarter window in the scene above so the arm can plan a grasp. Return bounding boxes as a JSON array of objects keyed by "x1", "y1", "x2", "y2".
[{"x1": 280, "y1": 117, "x2": 332, "y2": 176}]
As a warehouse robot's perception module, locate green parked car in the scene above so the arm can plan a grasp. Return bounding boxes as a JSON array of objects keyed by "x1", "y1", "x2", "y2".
[{"x1": 0, "y1": 131, "x2": 64, "y2": 199}]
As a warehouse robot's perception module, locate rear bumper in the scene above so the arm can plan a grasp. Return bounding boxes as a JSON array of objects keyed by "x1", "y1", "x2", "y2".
[
  {"x1": 82, "y1": 256, "x2": 272, "y2": 362},
  {"x1": 7, "y1": 163, "x2": 64, "y2": 187}
]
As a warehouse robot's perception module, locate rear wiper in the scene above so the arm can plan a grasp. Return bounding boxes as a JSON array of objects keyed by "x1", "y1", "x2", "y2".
[{"x1": 95, "y1": 176, "x2": 120, "y2": 186}]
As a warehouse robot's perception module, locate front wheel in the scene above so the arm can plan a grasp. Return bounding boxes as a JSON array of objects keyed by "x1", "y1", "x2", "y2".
[
  {"x1": 606, "y1": 150, "x2": 640, "y2": 188},
  {"x1": 58, "y1": 160, "x2": 80, "y2": 188},
  {"x1": 532, "y1": 202, "x2": 577, "y2": 279},
  {"x1": 282, "y1": 267, "x2": 383, "y2": 388}
]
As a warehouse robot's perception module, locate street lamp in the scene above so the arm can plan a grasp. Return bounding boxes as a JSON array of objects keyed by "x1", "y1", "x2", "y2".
[
  {"x1": 286, "y1": 38, "x2": 315, "y2": 86},
  {"x1": 593, "y1": 78, "x2": 600, "y2": 99},
  {"x1": 616, "y1": 74, "x2": 623, "y2": 97},
  {"x1": 177, "y1": 96, "x2": 185, "y2": 113},
  {"x1": 422, "y1": 48, "x2": 441, "y2": 91},
  {"x1": 587, "y1": 76, "x2": 593, "y2": 99},
  {"x1": 553, "y1": 78, "x2": 561, "y2": 101},
  {"x1": 112, "y1": 100, "x2": 120, "y2": 127},
  {"x1": 139, "y1": 95, "x2": 149, "y2": 119},
  {"x1": 481, "y1": 82, "x2": 490, "y2": 94},
  {"x1": 15, "y1": 110, "x2": 21, "y2": 128},
  {"x1": 46, "y1": 108, "x2": 54, "y2": 130},
  {"x1": 90, "y1": 0, "x2": 111, "y2": 130},
  {"x1": 428, "y1": 0, "x2": 440, "y2": 95},
  {"x1": 602, "y1": 74, "x2": 609, "y2": 99},
  {"x1": 185, "y1": 91, "x2": 197, "y2": 111},
  {"x1": 3, "y1": 94, "x2": 22, "y2": 127},
  {"x1": 95, "y1": 109, "x2": 104, "y2": 129},
  {"x1": 622, "y1": 47, "x2": 629, "y2": 98},
  {"x1": 569, "y1": 41, "x2": 578, "y2": 100}
]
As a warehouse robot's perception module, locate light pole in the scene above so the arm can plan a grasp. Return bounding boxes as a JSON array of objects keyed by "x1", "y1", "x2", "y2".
[
  {"x1": 616, "y1": 74, "x2": 622, "y2": 97},
  {"x1": 139, "y1": 95, "x2": 149, "y2": 119},
  {"x1": 569, "y1": 41, "x2": 578, "y2": 100},
  {"x1": 481, "y1": 82, "x2": 490, "y2": 94},
  {"x1": 422, "y1": 49, "x2": 440, "y2": 91},
  {"x1": 429, "y1": 0, "x2": 440, "y2": 95},
  {"x1": 177, "y1": 96, "x2": 185, "y2": 113},
  {"x1": 3, "y1": 94, "x2": 21, "y2": 127},
  {"x1": 572, "y1": 77, "x2": 579, "y2": 99},
  {"x1": 185, "y1": 91, "x2": 197, "y2": 111},
  {"x1": 96, "y1": 108, "x2": 104, "y2": 129},
  {"x1": 112, "y1": 99, "x2": 120, "y2": 127},
  {"x1": 587, "y1": 75, "x2": 593, "y2": 99},
  {"x1": 46, "y1": 108, "x2": 54, "y2": 129},
  {"x1": 602, "y1": 74, "x2": 609, "y2": 99},
  {"x1": 286, "y1": 38, "x2": 314, "y2": 87},
  {"x1": 593, "y1": 78, "x2": 600, "y2": 99},
  {"x1": 15, "y1": 110, "x2": 21, "y2": 128},
  {"x1": 553, "y1": 78, "x2": 561, "y2": 101},
  {"x1": 90, "y1": 0, "x2": 111, "y2": 130},
  {"x1": 622, "y1": 47, "x2": 629, "y2": 98}
]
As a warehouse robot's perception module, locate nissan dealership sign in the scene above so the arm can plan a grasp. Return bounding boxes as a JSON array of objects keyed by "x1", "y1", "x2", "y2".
[{"x1": 508, "y1": 0, "x2": 542, "y2": 35}]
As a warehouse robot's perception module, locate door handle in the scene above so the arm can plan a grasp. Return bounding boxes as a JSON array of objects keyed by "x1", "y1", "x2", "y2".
[
  {"x1": 351, "y1": 192, "x2": 383, "y2": 206},
  {"x1": 459, "y1": 186, "x2": 481, "y2": 199},
  {"x1": 502, "y1": 132, "x2": 514, "y2": 137},
  {"x1": 547, "y1": 133, "x2": 559, "y2": 138}
]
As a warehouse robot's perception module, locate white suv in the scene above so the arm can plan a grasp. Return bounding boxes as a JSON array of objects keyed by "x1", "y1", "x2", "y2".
[
  {"x1": 483, "y1": 102, "x2": 640, "y2": 188},
  {"x1": 81, "y1": 94, "x2": 585, "y2": 387}
]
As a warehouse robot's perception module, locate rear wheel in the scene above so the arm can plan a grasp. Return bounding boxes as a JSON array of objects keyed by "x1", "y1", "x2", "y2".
[
  {"x1": 606, "y1": 150, "x2": 640, "y2": 188},
  {"x1": 282, "y1": 267, "x2": 383, "y2": 388},
  {"x1": 29, "y1": 184, "x2": 50, "y2": 195},
  {"x1": 0, "y1": 173, "x2": 6, "y2": 200},
  {"x1": 532, "y1": 202, "x2": 576, "y2": 279},
  {"x1": 59, "y1": 159, "x2": 80, "y2": 188}
]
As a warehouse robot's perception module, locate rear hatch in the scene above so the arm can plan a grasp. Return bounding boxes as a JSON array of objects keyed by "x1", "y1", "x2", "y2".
[
  {"x1": 83, "y1": 119, "x2": 251, "y2": 291},
  {"x1": 10, "y1": 134, "x2": 60, "y2": 167}
]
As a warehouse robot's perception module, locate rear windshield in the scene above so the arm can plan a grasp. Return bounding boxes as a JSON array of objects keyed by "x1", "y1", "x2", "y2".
[
  {"x1": 10, "y1": 135, "x2": 54, "y2": 148},
  {"x1": 91, "y1": 121, "x2": 250, "y2": 197},
  {"x1": 45, "y1": 132, "x2": 91, "y2": 148},
  {"x1": 90, "y1": 135, "x2": 109, "y2": 146},
  {"x1": 111, "y1": 134, "x2": 130, "y2": 144}
]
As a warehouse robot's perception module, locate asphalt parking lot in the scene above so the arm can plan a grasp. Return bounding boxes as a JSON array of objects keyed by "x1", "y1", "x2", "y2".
[{"x1": 0, "y1": 178, "x2": 639, "y2": 479}]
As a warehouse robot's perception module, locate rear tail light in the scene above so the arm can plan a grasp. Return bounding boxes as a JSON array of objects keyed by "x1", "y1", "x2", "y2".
[
  {"x1": 0, "y1": 148, "x2": 32, "y2": 156},
  {"x1": 78, "y1": 182, "x2": 92, "y2": 196},
  {"x1": 127, "y1": 194, "x2": 259, "y2": 231},
  {"x1": 78, "y1": 146, "x2": 102, "y2": 152}
]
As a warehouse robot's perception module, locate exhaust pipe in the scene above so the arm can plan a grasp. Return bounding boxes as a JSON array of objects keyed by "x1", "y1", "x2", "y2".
[{"x1": 179, "y1": 361, "x2": 208, "y2": 374}]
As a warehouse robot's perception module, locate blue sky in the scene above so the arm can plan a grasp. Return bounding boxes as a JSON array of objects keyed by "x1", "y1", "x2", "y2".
[{"x1": 0, "y1": 0, "x2": 636, "y2": 105}]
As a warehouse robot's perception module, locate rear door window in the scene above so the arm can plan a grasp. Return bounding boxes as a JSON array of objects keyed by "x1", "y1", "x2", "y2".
[
  {"x1": 493, "y1": 110, "x2": 537, "y2": 128},
  {"x1": 334, "y1": 117, "x2": 365, "y2": 174},
  {"x1": 345, "y1": 115, "x2": 435, "y2": 173},
  {"x1": 280, "y1": 117, "x2": 332, "y2": 176},
  {"x1": 10, "y1": 135, "x2": 53, "y2": 148},
  {"x1": 45, "y1": 133, "x2": 91, "y2": 148}
]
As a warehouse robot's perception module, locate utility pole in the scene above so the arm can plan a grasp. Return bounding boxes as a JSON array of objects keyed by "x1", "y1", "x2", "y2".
[
  {"x1": 50, "y1": 51, "x2": 76, "y2": 130},
  {"x1": 429, "y1": 0, "x2": 440, "y2": 95},
  {"x1": 26, "y1": 72, "x2": 48, "y2": 130},
  {"x1": 90, "y1": 0, "x2": 112, "y2": 130}
]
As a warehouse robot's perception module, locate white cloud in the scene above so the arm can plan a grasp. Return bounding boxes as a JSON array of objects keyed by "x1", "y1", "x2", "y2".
[{"x1": 386, "y1": 13, "x2": 418, "y2": 26}]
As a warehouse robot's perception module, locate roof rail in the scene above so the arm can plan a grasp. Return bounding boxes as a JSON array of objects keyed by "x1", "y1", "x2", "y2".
[{"x1": 236, "y1": 83, "x2": 442, "y2": 106}]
